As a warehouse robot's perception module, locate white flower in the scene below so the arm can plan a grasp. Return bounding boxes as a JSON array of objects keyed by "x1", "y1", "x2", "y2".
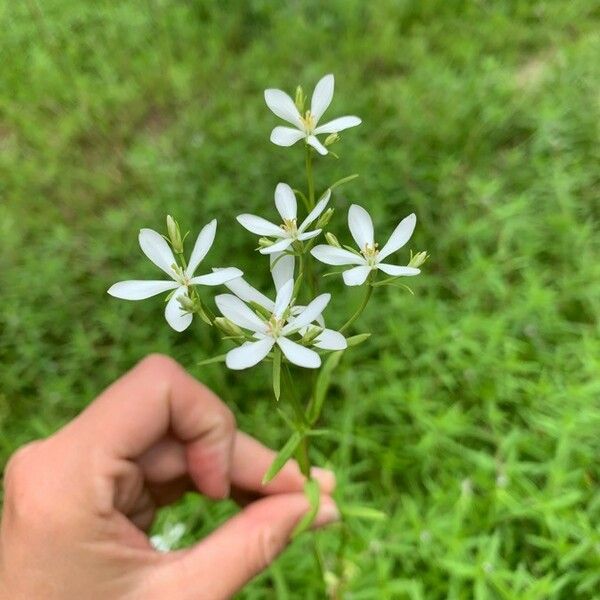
[
  {"x1": 108, "y1": 220, "x2": 242, "y2": 332},
  {"x1": 265, "y1": 74, "x2": 361, "y2": 155},
  {"x1": 215, "y1": 268, "x2": 346, "y2": 371},
  {"x1": 237, "y1": 183, "x2": 331, "y2": 254},
  {"x1": 311, "y1": 205, "x2": 421, "y2": 286},
  {"x1": 150, "y1": 522, "x2": 186, "y2": 553}
]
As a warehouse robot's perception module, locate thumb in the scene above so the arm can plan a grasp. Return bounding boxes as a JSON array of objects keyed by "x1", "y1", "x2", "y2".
[{"x1": 153, "y1": 493, "x2": 339, "y2": 599}]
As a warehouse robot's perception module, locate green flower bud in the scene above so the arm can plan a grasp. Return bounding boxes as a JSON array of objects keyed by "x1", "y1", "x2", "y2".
[
  {"x1": 178, "y1": 294, "x2": 197, "y2": 313},
  {"x1": 324, "y1": 132, "x2": 340, "y2": 146},
  {"x1": 294, "y1": 85, "x2": 306, "y2": 112},
  {"x1": 325, "y1": 232, "x2": 341, "y2": 248},
  {"x1": 214, "y1": 317, "x2": 244, "y2": 337},
  {"x1": 258, "y1": 237, "x2": 274, "y2": 248},
  {"x1": 166, "y1": 215, "x2": 184, "y2": 254},
  {"x1": 301, "y1": 325, "x2": 323, "y2": 345},
  {"x1": 316, "y1": 207, "x2": 334, "y2": 228},
  {"x1": 409, "y1": 250, "x2": 429, "y2": 268}
]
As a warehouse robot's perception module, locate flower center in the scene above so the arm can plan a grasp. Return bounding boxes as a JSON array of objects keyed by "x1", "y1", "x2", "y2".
[
  {"x1": 280, "y1": 218, "x2": 298, "y2": 238},
  {"x1": 300, "y1": 110, "x2": 316, "y2": 134},
  {"x1": 266, "y1": 314, "x2": 284, "y2": 338},
  {"x1": 361, "y1": 243, "x2": 379, "y2": 266},
  {"x1": 171, "y1": 264, "x2": 191, "y2": 286}
]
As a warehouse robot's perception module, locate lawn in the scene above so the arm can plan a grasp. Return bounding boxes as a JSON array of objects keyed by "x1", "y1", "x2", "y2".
[{"x1": 1, "y1": 1, "x2": 599, "y2": 598}]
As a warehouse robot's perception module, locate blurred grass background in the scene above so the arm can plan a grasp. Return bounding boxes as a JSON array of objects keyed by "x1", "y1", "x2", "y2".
[{"x1": 1, "y1": 0, "x2": 599, "y2": 598}]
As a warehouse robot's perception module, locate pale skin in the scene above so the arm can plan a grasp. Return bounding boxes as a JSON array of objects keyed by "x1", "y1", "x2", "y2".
[{"x1": 0, "y1": 354, "x2": 338, "y2": 599}]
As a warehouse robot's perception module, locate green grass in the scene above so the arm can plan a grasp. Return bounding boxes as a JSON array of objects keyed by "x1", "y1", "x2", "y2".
[{"x1": 1, "y1": 1, "x2": 600, "y2": 597}]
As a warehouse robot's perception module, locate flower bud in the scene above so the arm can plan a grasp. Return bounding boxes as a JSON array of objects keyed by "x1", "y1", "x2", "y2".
[
  {"x1": 301, "y1": 325, "x2": 323, "y2": 345},
  {"x1": 166, "y1": 215, "x2": 184, "y2": 254},
  {"x1": 294, "y1": 86, "x2": 306, "y2": 112},
  {"x1": 258, "y1": 237, "x2": 273, "y2": 248},
  {"x1": 325, "y1": 232, "x2": 341, "y2": 248},
  {"x1": 408, "y1": 250, "x2": 429, "y2": 268},
  {"x1": 214, "y1": 317, "x2": 244, "y2": 337},
  {"x1": 178, "y1": 294, "x2": 197, "y2": 313},
  {"x1": 324, "y1": 132, "x2": 340, "y2": 146},
  {"x1": 316, "y1": 207, "x2": 334, "y2": 229}
]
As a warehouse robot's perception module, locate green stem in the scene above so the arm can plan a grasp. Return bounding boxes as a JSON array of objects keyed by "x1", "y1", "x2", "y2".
[{"x1": 339, "y1": 283, "x2": 373, "y2": 333}]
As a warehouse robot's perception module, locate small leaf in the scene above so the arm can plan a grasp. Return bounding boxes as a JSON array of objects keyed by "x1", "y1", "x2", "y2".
[
  {"x1": 292, "y1": 478, "x2": 321, "y2": 538},
  {"x1": 272, "y1": 347, "x2": 281, "y2": 401},
  {"x1": 341, "y1": 504, "x2": 387, "y2": 521},
  {"x1": 329, "y1": 173, "x2": 359, "y2": 191},
  {"x1": 197, "y1": 354, "x2": 227, "y2": 367},
  {"x1": 307, "y1": 350, "x2": 344, "y2": 424},
  {"x1": 346, "y1": 333, "x2": 371, "y2": 347},
  {"x1": 262, "y1": 432, "x2": 303, "y2": 485}
]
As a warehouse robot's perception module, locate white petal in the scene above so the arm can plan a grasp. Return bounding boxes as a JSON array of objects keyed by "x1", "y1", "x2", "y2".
[
  {"x1": 218, "y1": 270, "x2": 274, "y2": 311},
  {"x1": 107, "y1": 280, "x2": 178, "y2": 300},
  {"x1": 377, "y1": 213, "x2": 417, "y2": 261},
  {"x1": 259, "y1": 237, "x2": 294, "y2": 255},
  {"x1": 307, "y1": 135, "x2": 328, "y2": 155},
  {"x1": 186, "y1": 219, "x2": 216, "y2": 277},
  {"x1": 348, "y1": 204, "x2": 374, "y2": 250},
  {"x1": 190, "y1": 268, "x2": 243, "y2": 286},
  {"x1": 297, "y1": 229, "x2": 321, "y2": 241},
  {"x1": 270, "y1": 126, "x2": 304, "y2": 147},
  {"x1": 342, "y1": 265, "x2": 372, "y2": 286},
  {"x1": 226, "y1": 337, "x2": 275, "y2": 370},
  {"x1": 314, "y1": 116, "x2": 362, "y2": 135},
  {"x1": 310, "y1": 74, "x2": 334, "y2": 123},
  {"x1": 165, "y1": 287, "x2": 193, "y2": 332},
  {"x1": 290, "y1": 305, "x2": 324, "y2": 327},
  {"x1": 237, "y1": 214, "x2": 284, "y2": 237},
  {"x1": 274, "y1": 182, "x2": 297, "y2": 221},
  {"x1": 299, "y1": 189, "x2": 331, "y2": 232},
  {"x1": 215, "y1": 294, "x2": 267, "y2": 333},
  {"x1": 139, "y1": 228, "x2": 177, "y2": 277},
  {"x1": 282, "y1": 293, "x2": 330, "y2": 333},
  {"x1": 273, "y1": 278, "x2": 294, "y2": 319},
  {"x1": 310, "y1": 245, "x2": 365, "y2": 266},
  {"x1": 264, "y1": 89, "x2": 302, "y2": 127},
  {"x1": 277, "y1": 337, "x2": 321, "y2": 369},
  {"x1": 314, "y1": 329, "x2": 347, "y2": 350},
  {"x1": 377, "y1": 263, "x2": 421, "y2": 277},
  {"x1": 270, "y1": 253, "x2": 295, "y2": 292}
]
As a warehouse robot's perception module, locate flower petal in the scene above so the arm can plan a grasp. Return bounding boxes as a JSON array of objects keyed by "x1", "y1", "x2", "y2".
[
  {"x1": 107, "y1": 280, "x2": 178, "y2": 300},
  {"x1": 270, "y1": 253, "x2": 295, "y2": 292},
  {"x1": 299, "y1": 189, "x2": 331, "y2": 232},
  {"x1": 277, "y1": 337, "x2": 321, "y2": 369},
  {"x1": 186, "y1": 219, "x2": 217, "y2": 277},
  {"x1": 190, "y1": 267, "x2": 243, "y2": 286},
  {"x1": 165, "y1": 287, "x2": 193, "y2": 332},
  {"x1": 310, "y1": 245, "x2": 365, "y2": 266},
  {"x1": 377, "y1": 263, "x2": 421, "y2": 277},
  {"x1": 139, "y1": 228, "x2": 177, "y2": 277},
  {"x1": 377, "y1": 213, "x2": 417, "y2": 261},
  {"x1": 259, "y1": 237, "x2": 294, "y2": 255},
  {"x1": 307, "y1": 135, "x2": 328, "y2": 155},
  {"x1": 314, "y1": 115, "x2": 362, "y2": 135},
  {"x1": 219, "y1": 271, "x2": 274, "y2": 311},
  {"x1": 348, "y1": 204, "x2": 374, "y2": 250},
  {"x1": 297, "y1": 229, "x2": 321, "y2": 241},
  {"x1": 237, "y1": 214, "x2": 284, "y2": 237},
  {"x1": 310, "y1": 74, "x2": 334, "y2": 123},
  {"x1": 264, "y1": 89, "x2": 302, "y2": 127},
  {"x1": 314, "y1": 328, "x2": 347, "y2": 350},
  {"x1": 215, "y1": 294, "x2": 268, "y2": 333},
  {"x1": 290, "y1": 305, "x2": 325, "y2": 327},
  {"x1": 274, "y1": 182, "x2": 297, "y2": 221},
  {"x1": 270, "y1": 126, "x2": 304, "y2": 147},
  {"x1": 342, "y1": 265, "x2": 372, "y2": 286},
  {"x1": 226, "y1": 337, "x2": 275, "y2": 370},
  {"x1": 282, "y1": 293, "x2": 330, "y2": 333},
  {"x1": 273, "y1": 278, "x2": 294, "y2": 319}
]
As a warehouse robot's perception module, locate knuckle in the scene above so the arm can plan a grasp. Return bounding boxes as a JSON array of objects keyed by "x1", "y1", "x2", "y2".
[{"x1": 4, "y1": 441, "x2": 44, "y2": 491}]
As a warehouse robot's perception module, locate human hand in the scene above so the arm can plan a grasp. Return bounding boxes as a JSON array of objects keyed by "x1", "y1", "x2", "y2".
[{"x1": 0, "y1": 355, "x2": 338, "y2": 599}]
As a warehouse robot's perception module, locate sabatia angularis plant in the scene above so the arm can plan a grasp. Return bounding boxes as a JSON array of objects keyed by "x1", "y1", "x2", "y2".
[{"x1": 107, "y1": 72, "x2": 427, "y2": 588}]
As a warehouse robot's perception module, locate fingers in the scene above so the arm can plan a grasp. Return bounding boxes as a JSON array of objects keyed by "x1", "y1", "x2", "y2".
[
  {"x1": 156, "y1": 493, "x2": 339, "y2": 599},
  {"x1": 62, "y1": 354, "x2": 236, "y2": 499}
]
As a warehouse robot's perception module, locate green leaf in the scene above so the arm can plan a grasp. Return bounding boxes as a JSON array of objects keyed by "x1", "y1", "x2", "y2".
[
  {"x1": 197, "y1": 354, "x2": 227, "y2": 367},
  {"x1": 341, "y1": 504, "x2": 387, "y2": 521},
  {"x1": 346, "y1": 333, "x2": 371, "y2": 347},
  {"x1": 329, "y1": 173, "x2": 359, "y2": 191},
  {"x1": 292, "y1": 478, "x2": 321, "y2": 538},
  {"x1": 272, "y1": 347, "x2": 281, "y2": 401},
  {"x1": 262, "y1": 432, "x2": 303, "y2": 485},
  {"x1": 307, "y1": 350, "x2": 344, "y2": 424}
]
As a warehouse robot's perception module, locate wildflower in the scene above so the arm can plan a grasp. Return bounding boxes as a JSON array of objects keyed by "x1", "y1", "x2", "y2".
[
  {"x1": 237, "y1": 183, "x2": 331, "y2": 254},
  {"x1": 108, "y1": 220, "x2": 241, "y2": 331},
  {"x1": 150, "y1": 523, "x2": 186, "y2": 553},
  {"x1": 215, "y1": 275, "x2": 346, "y2": 370},
  {"x1": 265, "y1": 74, "x2": 361, "y2": 155},
  {"x1": 311, "y1": 205, "x2": 421, "y2": 286}
]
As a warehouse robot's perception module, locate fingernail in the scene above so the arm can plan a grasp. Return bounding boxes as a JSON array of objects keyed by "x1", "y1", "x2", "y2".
[
  {"x1": 311, "y1": 467, "x2": 336, "y2": 492},
  {"x1": 313, "y1": 500, "x2": 340, "y2": 529}
]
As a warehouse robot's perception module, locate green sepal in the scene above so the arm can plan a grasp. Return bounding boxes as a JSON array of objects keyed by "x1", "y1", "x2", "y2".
[{"x1": 346, "y1": 333, "x2": 371, "y2": 347}]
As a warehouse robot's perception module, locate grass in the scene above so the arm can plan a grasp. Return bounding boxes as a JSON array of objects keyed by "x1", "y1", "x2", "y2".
[{"x1": 1, "y1": 0, "x2": 599, "y2": 597}]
